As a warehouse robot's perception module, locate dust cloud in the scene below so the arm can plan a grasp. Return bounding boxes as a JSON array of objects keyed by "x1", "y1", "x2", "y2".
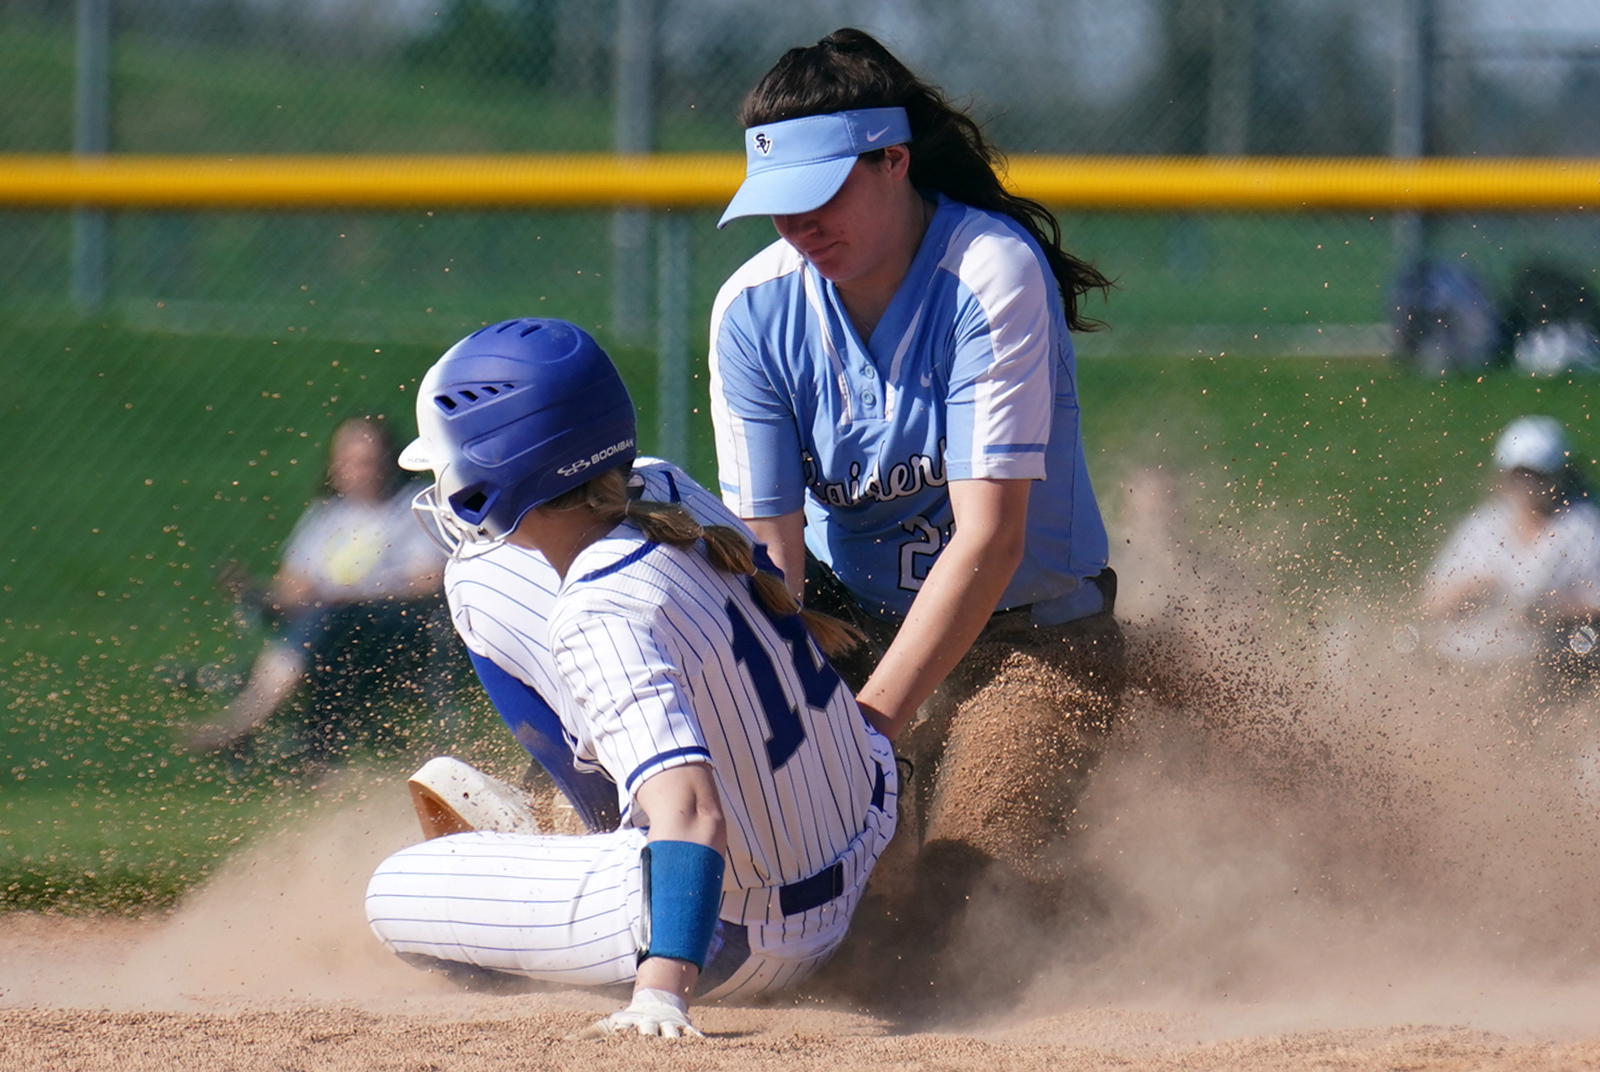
[
  {"x1": 6, "y1": 467, "x2": 1600, "y2": 1061},
  {"x1": 925, "y1": 468, "x2": 1600, "y2": 1041},
  {"x1": 0, "y1": 775, "x2": 452, "y2": 1011}
]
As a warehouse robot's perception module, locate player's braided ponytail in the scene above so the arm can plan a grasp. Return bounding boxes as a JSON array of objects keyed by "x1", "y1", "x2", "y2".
[
  {"x1": 740, "y1": 27, "x2": 1112, "y2": 332},
  {"x1": 554, "y1": 469, "x2": 864, "y2": 658}
]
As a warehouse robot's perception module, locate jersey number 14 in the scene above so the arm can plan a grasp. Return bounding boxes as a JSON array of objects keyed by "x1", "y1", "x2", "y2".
[{"x1": 726, "y1": 593, "x2": 843, "y2": 772}]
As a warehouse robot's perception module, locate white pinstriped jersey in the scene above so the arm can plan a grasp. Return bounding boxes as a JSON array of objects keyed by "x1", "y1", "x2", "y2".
[
  {"x1": 709, "y1": 193, "x2": 1109, "y2": 620},
  {"x1": 440, "y1": 459, "x2": 890, "y2": 928},
  {"x1": 441, "y1": 462, "x2": 733, "y2": 718},
  {"x1": 440, "y1": 538, "x2": 564, "y2": 724},
  {"x1": 443, "y1": 460, "x2": 731, "y2": 684}
]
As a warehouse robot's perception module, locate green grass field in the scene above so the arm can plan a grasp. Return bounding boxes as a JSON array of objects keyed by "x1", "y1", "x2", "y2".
[
  {"x1": 3, "y1": 12, "x2": 1597, "y2": 916},
  {"x1": 5, "y1": 311, "x2": 1595, "y2": 914},
  {"x1": 0, "y1": 13, "x2": 733, "y2": 154},
  {"x1": 9, "y1": 6, "x2": 1589, "y2": 336}
]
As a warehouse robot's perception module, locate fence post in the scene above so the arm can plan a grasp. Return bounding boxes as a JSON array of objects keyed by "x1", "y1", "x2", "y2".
[
  {"x1": 1392, "y1": 0, "x2": 1438, "y2": 270},
  {"x1": 72, "y1": 0, "x2": 111, "y2": 311},
  {"x1": 611, "y1": 0, "x2": 654, "y2": 342},
  {"x1": 1207, "y1": 0, "x2": 1254, "y2": 157},
  {"x1": 655, "y1": 212, "x2": 691, "y2": 463}
]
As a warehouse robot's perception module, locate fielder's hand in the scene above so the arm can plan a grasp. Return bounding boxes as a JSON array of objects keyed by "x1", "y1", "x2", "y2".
[{"x1": 571, "y1": 987, "x2": 704, "y2": 1039}]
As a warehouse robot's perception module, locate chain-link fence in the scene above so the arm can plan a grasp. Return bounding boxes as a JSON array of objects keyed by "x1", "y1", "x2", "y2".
[
  {"x1": 7, "y1": 0, "x2": 1599, "y2": 346},
  {"x1": 3, "y1": 0, "x2": 1599, "y2": 907},
  {"x1": 12, "y1": 0, "x2": 1600, "y2": 154}
]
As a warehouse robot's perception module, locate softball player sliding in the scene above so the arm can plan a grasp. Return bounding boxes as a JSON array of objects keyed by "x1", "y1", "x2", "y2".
[{"x1": 365, "y1": 319, "x2": 896, "y2": 1038}]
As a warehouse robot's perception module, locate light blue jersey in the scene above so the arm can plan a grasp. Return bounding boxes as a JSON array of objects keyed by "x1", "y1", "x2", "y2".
[{"x1": 710, "y1": 194, "x2": 1109, "y2": 621}]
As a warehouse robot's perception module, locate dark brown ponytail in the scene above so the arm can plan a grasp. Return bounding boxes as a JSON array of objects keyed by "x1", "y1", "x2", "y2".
[{"x1": 739, "y1": 27, "x2": 1111, "y2": 332}]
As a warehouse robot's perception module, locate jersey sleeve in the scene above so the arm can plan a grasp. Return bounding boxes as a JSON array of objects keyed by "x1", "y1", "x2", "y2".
[
  {"x1": 442, "y1": 546, "x2": 566, "y2": 703},
  {"x1": 550, "y1": 595, "x2": 711, "y2": 820},
  {"x1": 709, "y1": 290, "x2": 808, "y2": 519},
  {"x1": 942, "y1": 227, "x2": 1059, "y2": 483}
]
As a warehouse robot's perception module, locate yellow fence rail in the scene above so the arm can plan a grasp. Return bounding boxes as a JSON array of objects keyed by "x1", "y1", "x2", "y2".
[{"x1": 0, "y1": 154, "x2": 1596, "y2": 211}]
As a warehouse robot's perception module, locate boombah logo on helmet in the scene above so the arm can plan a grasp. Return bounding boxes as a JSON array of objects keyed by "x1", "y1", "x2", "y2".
[
  {"x1": 557, "y1": 437, "x2": 636, "y2": 479},
  {"x1": 406, "y1": 318, "x2": 638, "y2": 542}
]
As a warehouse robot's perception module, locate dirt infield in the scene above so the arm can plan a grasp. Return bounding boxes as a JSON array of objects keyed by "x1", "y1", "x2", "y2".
[
  {"x1": 4, "y1": 801, "x2": 1600, "y2": 1072},
  {"x1": 6, "y1": 472, "x2": 1600, "y2": 1071},
  {"x1": 5, "y1": 1003, "x2": 1600, "y2": 1072}
]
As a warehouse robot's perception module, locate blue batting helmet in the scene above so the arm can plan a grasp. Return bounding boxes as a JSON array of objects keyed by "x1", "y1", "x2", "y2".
[{"x1": 400, "y1": 318, "x2": 637, "y2": 545}]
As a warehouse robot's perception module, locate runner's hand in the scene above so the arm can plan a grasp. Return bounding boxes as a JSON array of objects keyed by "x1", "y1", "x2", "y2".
[{"x1": 571, "y1": 987, "x2": 703, "y2": 1039}]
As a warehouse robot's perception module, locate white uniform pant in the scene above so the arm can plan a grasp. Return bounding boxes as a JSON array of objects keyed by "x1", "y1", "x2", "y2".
[{"x1": 366, "y1": 777, "x2": 896, "y2": 1001}]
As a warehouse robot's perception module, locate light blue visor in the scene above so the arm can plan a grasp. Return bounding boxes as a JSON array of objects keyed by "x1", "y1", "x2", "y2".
[{"x1": 717, "y1": 107, "x2": 912, "y2": 228}]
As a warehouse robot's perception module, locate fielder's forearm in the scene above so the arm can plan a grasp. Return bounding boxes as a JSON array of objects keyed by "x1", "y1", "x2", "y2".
[
  {"x1": 856, "y1": 479, "x2": 1029, "y2": 739},
  {"x1": 746, "y1": 510, "x2": 807, "y2": 600},
  {"x1": 268, "y1": 570, "x2": 317, "y2": 612}
]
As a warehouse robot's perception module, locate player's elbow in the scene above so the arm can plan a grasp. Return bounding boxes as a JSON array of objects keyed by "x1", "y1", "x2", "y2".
[
  {"x1": 958, "y1": 520, "x2": 1025, "y2": 579},
  {"x1": 992, "y1": 524, "x2": 1027, "y2": 572},
  {"x1": 676, "y1": 783, "x2": 727, "y2": 854},
  {"x1": 701, "y1": 787, "x2": 731, "y2": 852},
  {"x1": 695, "y1": 811, "x2": 728, "y2": 856},
  {"x1": 638, "y1": 764, "x2": 728, "y2": 854},
  {"x1": 668, "y1": 803, "x2": 726, "y2": 864}
]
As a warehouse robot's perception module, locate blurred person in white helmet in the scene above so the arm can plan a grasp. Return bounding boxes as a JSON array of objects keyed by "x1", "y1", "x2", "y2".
[{"x1": 1422, "y1": 415, "x2": 1600, "y2": 670}]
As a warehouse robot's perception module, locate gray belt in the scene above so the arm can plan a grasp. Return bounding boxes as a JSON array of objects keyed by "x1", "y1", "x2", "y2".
[{"x1": 994, "y1": 567, "x2": 1117, "y2": 628}]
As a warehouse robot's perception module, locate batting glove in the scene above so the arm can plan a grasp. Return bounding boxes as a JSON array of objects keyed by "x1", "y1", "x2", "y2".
[{"x1": 573, "y1": 987, "x2": 704, "y2": 1039}]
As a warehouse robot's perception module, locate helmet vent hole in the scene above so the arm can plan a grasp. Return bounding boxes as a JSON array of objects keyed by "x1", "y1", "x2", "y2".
[
  {"x1": 482, "y1": 385, "x2": 499, "y2": 396},
  {"x1": 435, "y1": 395, "x2": 457, "y2": 412},
  {"x1": 519, "y1": 324, "x2": 543, "y2": 337},
  {"x1": 461, "y1": 389, "x2": 479, "y2": 402}
]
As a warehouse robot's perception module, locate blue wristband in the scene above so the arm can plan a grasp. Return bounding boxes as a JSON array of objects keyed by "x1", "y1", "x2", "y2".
[{"x1": 639, "y1": 840, "x2": 725, "y2": 970}]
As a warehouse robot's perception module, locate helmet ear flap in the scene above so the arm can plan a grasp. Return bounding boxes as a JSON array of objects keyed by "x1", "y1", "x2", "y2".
[{"x1": 448, "y1": 483, "x2": 499, "y2": 528}]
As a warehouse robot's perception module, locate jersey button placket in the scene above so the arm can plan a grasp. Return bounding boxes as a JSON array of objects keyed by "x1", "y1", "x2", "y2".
[{"x1": 858, "y1": 365, "x2": 880, "y2": 414}]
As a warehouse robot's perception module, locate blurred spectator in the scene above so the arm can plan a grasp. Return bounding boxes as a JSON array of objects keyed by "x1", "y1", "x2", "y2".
[
  {"x1": 1390, "y1": 259, "x2": 1503, "y2": 376},
  {"x1": 184, "y1": 417, "x2": 446, "y2": 769},
  {"x1": 1506, "y1": 262, "x2": 1600, "y2": 376},
  {"x1": 1422, "y1": 416, "x2": 1600, "y2": 670}
]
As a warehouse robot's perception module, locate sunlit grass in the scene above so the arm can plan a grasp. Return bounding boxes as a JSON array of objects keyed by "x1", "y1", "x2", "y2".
[
  {"x1": 4, "y1": 305, "x2": 1595, "y2": 914},
  {"x1": 1083, "y1": 354, "x2": 1600, "y2": 609}
]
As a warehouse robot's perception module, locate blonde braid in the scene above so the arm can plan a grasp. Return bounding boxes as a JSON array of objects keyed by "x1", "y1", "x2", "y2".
[
  {"x1": 699, "y1": 524, "x2": 864, "y2": 659},
  {"x1": 556, "y1": 467, "x2": 863, "y2": 658}
]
